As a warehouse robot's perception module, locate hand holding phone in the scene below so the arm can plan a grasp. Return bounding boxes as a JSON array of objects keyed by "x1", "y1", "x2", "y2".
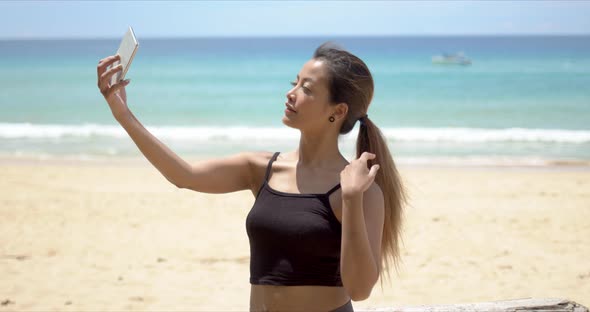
[
  {"x1": 97, "y1": 26, "x2": 139, "y2": 118},
  {"x1": 106, "y1": 26, "x2": 139, "y2": 86}
]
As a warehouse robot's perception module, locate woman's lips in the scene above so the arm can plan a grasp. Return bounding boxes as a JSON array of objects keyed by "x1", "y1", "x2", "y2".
[{"x1": 285, "y1": 103, "x2": 297, "y2": 113}]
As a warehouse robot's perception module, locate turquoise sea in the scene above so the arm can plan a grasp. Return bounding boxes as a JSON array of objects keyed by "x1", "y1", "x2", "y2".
[{"x1": 0, "y1": 36, "x2": 589, "y2": 164}]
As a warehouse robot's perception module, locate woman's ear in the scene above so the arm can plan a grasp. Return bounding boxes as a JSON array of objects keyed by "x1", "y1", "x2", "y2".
[{"x1": 334, "y1": 103, "x2": 349, "y2": 121}]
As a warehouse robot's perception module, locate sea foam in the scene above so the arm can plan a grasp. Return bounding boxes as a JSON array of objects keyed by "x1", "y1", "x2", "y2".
[{"x1": 1, "y1": 123, "x2": 589, "y2": 144}]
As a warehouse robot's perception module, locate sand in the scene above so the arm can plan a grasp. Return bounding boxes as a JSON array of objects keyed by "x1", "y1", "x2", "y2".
[{"x1": 1, "y1": 157, "x2": 589, "y2": 311}]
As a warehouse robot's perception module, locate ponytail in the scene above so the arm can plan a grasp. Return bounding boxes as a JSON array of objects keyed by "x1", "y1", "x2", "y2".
[
  {"x1": 312, "y1": 41, "x2": 408, "y2": 290},
  {"x1": 357, "y1": 117, "x2": 408, "y2": 290}
]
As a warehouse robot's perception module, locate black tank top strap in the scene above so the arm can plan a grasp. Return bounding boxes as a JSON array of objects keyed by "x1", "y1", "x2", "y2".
[
  {"x1": 325, "y1": 183, "x2": 341, "y2": 196},
  {"x1": 263, "y1": 152, "x2": 280, "y2": 182}
]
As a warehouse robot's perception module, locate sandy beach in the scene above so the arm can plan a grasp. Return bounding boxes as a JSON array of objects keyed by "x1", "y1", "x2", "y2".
[{"x1": 1, "y1": 157, "x2": 589, "y2": 311}]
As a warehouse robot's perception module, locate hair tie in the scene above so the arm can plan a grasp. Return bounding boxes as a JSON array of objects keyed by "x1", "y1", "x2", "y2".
[{"x1": 359, "y1": 114, "x2": 368, "y2": 126}]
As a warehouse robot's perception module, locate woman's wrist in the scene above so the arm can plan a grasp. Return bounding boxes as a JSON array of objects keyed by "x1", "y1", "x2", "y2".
[
  {"x1": 113, "y1": 108, "x2": 132, "y2": 124},
  {"x1": 342, "y1": 191, "x2": 363, "y2": 202}
]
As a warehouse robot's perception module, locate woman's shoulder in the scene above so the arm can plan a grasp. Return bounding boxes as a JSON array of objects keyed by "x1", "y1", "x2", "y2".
[
  {"x1": 240, "y1": 150, "x2": 280, "y2": 169},
  {"x1": 250, "y1": 150, "x2": 275, "y2": 159},
  {"x1": 241, "y1": 151, "x2": 282, "y2": 191}
]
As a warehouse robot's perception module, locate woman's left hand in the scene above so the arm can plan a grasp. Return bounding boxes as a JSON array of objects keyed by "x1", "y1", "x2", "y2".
[{"x1": 340, "y1": 152, "x2": 380, "y2": 200}]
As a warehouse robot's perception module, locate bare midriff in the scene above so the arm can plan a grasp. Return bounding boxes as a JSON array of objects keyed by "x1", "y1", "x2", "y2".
[{"x1": 249, "y1": 284, "x2": 350, "y2": 312}]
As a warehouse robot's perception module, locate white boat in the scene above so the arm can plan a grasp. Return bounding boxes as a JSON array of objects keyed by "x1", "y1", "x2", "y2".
[{"x1": 432, "y1": 52, "x2": 472, "y2": 66}]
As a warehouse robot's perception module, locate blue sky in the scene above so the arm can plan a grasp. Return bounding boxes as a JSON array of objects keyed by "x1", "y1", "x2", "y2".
[{"x1": 1, "y1": 1, "x2": 589, "y2": 39}]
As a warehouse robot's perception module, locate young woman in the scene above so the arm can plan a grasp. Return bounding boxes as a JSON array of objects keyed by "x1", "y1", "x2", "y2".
[{"x1": 96, "y1": 42, "x2": 406, "y2": 312}]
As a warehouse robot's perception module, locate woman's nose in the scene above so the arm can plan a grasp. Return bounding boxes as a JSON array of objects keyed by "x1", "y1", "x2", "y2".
[{"x1": 286, "y1": 92, "x2": 295, "y2": 102}]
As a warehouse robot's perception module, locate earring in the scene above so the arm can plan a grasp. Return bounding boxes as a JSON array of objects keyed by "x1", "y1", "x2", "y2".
[{"x1": 329, "y1": 116, "x2": 335, "y2": 122}]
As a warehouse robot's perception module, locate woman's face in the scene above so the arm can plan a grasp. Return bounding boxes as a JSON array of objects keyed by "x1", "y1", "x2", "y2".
[{"x1": 282, "y1": 59, "x2": 335, "y2": 131}]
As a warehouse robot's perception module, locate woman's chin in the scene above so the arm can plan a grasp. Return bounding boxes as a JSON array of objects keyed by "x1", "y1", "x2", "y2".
[{"x1": 281, "y1": 116, "x2": 297, "y2": 129}]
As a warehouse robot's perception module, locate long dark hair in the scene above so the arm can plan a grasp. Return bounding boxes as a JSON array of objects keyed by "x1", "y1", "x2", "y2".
[{"x1": 313, "y1": 42, "x2": 407, "y2": 289}]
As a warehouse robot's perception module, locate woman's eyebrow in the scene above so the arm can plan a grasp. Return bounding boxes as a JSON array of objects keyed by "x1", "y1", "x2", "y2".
[{"x1": 296, "y1": 75, "x2": 315, "y2": 83}]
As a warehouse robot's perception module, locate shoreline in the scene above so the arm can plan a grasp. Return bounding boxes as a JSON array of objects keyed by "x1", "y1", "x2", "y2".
[{"x1": 2, "y1": 154, "x2": 590, "y2": 172}]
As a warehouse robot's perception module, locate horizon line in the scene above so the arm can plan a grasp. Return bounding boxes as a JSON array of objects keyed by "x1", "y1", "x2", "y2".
[{"x1": 2, "y1": 33, "x2": 590, "y2": 41}]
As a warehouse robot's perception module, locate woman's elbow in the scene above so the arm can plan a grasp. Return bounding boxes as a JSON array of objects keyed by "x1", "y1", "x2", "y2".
[
  {"x1": 348, "y1": 276, "x2": 378, "y2": 301},
  {"x1": 164, "y1": 174, "x2": 187, "y2": 189},
  {"x1": 172, "y1": 181, "x2": 186, "y2": 189},
  {"x1": 162, "y1": 170, "x2": 193, "y2": 189},
  {"x1": 350, "y1": 289, "x2": 371, "y2": 302}
]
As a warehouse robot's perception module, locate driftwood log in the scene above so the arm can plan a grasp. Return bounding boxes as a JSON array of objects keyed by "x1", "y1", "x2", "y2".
[{"x1": 357, "y1": 298, "x2": 589, "y2": 312}]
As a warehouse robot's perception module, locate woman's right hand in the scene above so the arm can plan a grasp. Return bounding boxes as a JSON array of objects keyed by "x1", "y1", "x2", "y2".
[{"x1": 97, "y1": 54, "x2": 131, "y2": 119}]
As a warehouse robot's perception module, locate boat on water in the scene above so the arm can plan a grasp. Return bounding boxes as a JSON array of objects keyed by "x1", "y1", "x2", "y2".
[{"x1": 432, "y1": 52, "x2": 472, "y2": 66}]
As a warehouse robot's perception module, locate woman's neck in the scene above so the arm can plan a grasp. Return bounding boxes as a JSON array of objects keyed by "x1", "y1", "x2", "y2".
[{"x1": 294, "y1": 130, "x2": 345, "y2": 168}]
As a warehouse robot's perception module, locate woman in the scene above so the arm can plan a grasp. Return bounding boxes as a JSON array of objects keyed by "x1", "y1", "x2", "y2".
[{"x1": 96, "y1": 42, "x2": 406, "y2": 312}]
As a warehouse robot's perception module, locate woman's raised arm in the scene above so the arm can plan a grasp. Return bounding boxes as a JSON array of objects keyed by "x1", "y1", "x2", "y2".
[{"x1": 97, "y1": 54, "x2": 258, "y2": 194}]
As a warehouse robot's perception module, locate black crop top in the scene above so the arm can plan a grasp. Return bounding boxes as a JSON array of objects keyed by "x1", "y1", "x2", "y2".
[{"x1": 245, "y1": 152, "x2": 343, "y2": 286}]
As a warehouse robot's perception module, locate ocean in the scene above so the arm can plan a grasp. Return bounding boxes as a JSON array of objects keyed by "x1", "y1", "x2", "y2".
[{"x1": 0, "y1": 36, "x2": 589, "y2": 165}]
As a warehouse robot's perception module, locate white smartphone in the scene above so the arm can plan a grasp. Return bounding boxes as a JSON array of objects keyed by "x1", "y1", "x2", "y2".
[{"x1": 107, "y1": 26, "x2": 138, "y2": 86}]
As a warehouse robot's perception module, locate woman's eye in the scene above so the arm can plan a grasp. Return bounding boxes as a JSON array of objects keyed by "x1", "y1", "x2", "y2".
[{"x1": 290, "y1": 81, "x2": 310, "y2": 93}]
